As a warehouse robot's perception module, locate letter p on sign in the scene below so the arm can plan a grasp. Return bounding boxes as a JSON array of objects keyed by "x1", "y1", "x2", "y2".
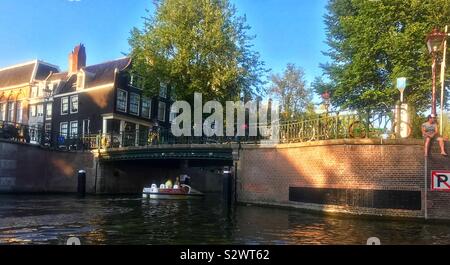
[{"x1": 431, "y1": 171, "x2": 450, "y2": 191}]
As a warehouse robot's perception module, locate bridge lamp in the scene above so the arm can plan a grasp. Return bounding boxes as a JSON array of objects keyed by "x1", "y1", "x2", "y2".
[
  {"x1": 426, "y1": 28, "x2": 447, "y2": 117},
  {"x1": 321, "y1": 91, "x2": 331, "y2": 115},
  {"x1": 396, "y1": 77, "x2": 406, "y2": 103}
]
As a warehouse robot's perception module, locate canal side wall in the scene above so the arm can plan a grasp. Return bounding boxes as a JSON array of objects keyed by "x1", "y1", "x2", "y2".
[
  {"x1": 0, "y1": 140, "x2": 96, "y2": 193},
  {"x1": 237, "y1": 139, "x2": 450, "y2": 220}
]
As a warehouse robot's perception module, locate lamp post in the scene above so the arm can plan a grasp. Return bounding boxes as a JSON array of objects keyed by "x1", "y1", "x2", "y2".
[
  {"x1": 321, "y1": 91, "x2": 331, "y2": 116},
  {"x1": 426, "y1": 28, "x2": 447, "y2": 117}
]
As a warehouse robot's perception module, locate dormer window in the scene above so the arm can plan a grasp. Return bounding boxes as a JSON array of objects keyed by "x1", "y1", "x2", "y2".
[
  {"x1": 129, "y1": 74, "x2": 144, "y2": 90},
  {"x1": 77, "y1": 72, "x2": 85, "y2": 90}
]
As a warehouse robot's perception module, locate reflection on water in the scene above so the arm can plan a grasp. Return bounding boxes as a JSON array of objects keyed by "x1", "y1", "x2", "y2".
[{"x1": 0, "y1": 194, "x2": 450, "y2": 245}]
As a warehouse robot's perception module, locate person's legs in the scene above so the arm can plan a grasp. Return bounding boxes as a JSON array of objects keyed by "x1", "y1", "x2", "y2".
[
  {"x1": 437, "y1": 137, "x2": 448, "y2": 156},
  {"x1": 424, "y1": 137, "x2": 431, "y2": 157}
]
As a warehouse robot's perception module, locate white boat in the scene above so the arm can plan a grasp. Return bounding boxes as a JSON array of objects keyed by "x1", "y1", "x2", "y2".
[{"x1": 142, "y1": 184, "x2": 204, "y2": 200}]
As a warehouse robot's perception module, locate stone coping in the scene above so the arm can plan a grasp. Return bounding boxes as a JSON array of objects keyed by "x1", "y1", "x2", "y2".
[{"x1": 242, "y1": 138, "x2": 424, "y2": 149}]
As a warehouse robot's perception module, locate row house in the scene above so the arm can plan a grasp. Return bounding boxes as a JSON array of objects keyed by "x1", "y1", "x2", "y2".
[
  {"x1": 48, "y1": 44, "x2": 173, "y2": 148},
  {"x1": 0, "y1": 60, "x2": 59, "y2": 142},
  {"x1": 0, "y1": 44, "x2": 174, "y2": 148}
]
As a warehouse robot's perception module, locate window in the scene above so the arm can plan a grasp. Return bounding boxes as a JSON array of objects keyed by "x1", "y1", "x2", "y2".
[
  {"x1": 37, "y1": 104, "x2": 44, "y2": 117},
  {"x1": 130, "y1": 93, "x2": 140, "y2": 116},
  {"x1": 130, "y1": 75, "x2": 144, "y2": 89},
  {"x1": 169, "y1": 110, "x2": 177, "y2": 123},
  {"x1": 70, "y1": 121, "x2": 78, "y2": 138},
  {"x1": 116, "y1": 89, "x2": 127, "y2": 112},
  {"x1": 61, "y1": 97, "x2": 69, "y2": 115},
  {"x1": 158, "y1": 101, "x2": 166, "y2": 121},
  {"x1": 30, "y1": 105, "x2": 37, "y2": 117},
  {"x1": 70, "y1": 95, "x2": 78, "y2": 113},
  {"x1": 31, "y1": 86, "x2": 38, "y2": 98},
  {"x1": 16, "y1": 102, "x2": 23, "y2": 123},
  {"x1": 38, "y1": 83, "x2": 45, "y2": 97},
  {"x1": 46, "y1": 103, "x2": 52, "y2": 120},
  {"x1": 141, "y1": 97, "x2": 151, "y2": 119},
  {"x1": 77, "y1": 73, "x2": 85, "y2": 90},
  {"x1": 0, "y1": 103, "x2": 5, "y2": 120},
  {"x1": 7, "y1": 102, "x2": 14, "y2": 122},
  {"x1": 60, "y1": 122, "x2": 68, "y2": 137},
  {"x1": 45, "y1": 123, "x2": 51, "y2": 134},
  {"x1": 159, "y1": 83, "x2": 167, "y2": 98}
]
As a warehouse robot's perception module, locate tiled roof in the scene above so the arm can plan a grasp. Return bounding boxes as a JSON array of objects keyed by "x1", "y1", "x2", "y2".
[
  {"x1": 0, "y1": 60, "x2": 59, "y2": 89},
  {"x1": 54, "y1": 57, "x2": 131, "y2": 94},
  {"x1": 83, "y1": 57, "x2": 130, "y2": 88},
  {"x1": 0, "y1": 61, "x2": 36, "y2": 88}
]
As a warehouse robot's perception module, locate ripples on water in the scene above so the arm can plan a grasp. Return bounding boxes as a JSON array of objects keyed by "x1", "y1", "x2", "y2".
[{"x1": 0, "y1": 194, "x2": 450, "y2": 245}]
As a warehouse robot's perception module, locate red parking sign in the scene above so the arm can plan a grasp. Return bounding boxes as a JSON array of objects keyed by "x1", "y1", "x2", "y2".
[{"x1": 431, "y1": 171, "x2": 450, "y2": 192}]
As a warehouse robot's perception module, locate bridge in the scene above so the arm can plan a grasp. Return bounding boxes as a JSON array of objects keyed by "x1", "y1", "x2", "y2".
[
  {"x1": 0, "y1": 109, "x2": 413, "y2": 162},
  {"x1": 98, "y1": 143, "x2": 238, "y2": 162}
]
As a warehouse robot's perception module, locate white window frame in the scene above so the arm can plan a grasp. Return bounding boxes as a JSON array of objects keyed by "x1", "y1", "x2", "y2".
[
  {"x1": 29, "y1": 104, "x2": 36, "y2": 117},
  {"x1": 60, "y1": 122, "x2": 68, "y2": 137},
  {"x1": 70, "y1": 95, "x2": 78, "y2": 114},
  {"x1": 31, "y1": 86, "x2": 38, "y2": 98},
  {"x1": 16, "y1": 101, "x2": 23, "y2": 123},
  {"x1": 70, "y1": 121, "x2": 78, "y2": 138},
  {"x1": 46, "y1": 103, "x2": 52, "y2": 120},
  {"x1": 158, "y1": 101, "x2": 166, "y2": 122},
  {"x1": 0, "y1": 103, "x2": 5, "y2": 120},
  {"x1": 116, "y1": 89, "x2": 128, "y2": 113},
  {"x1": 61, "y1": 97, "x2": 69, "y2": 115},
  {"x1": 130, "y1": 92, "x2": 140, "y2": 116},
  {"x1": 37, "y1": 104, "x2": 44, "y2": 117},
  {"x1": 45, "y1": 123, "x2": 52, "y2": 133},
  {"x1": 130, "y1": 74, "x2": 144, "y2": 90},
  {"x1": 7, "y1": 102, "x2": 15, "y2": 122},
  {"x1": 141, "y1": 97, "x2": 152, "y2": 119}
]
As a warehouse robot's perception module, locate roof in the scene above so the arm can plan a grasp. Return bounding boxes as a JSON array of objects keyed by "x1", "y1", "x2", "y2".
[
  {"x1": 54, "y1": 57, "x2": 131, "y2": 94},
  {"x1": 0, "y1": 60, "x2": 59, "y2": 89}
]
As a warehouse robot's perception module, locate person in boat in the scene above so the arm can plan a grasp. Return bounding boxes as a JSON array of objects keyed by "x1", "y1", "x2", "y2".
[
  {"x1": 164, "y1": 179, "x2": 173, "y2": 189},
  {"x1": 174, "y1": 177, "x2": 180, "y2": 189},
  {"x1": 180, "y1": 174, "x2": 191, "y2": 186}
]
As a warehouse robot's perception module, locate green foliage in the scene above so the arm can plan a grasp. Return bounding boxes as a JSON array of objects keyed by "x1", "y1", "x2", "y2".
[
  {"x1": 321, "y1": 0, "x2": 450, "y2": 112},
  {"x1": 128, "y1": 0, "x2": 268, "y2": 102},
  {"x1": 269, "y1": 63, "x2": 313, "y2": 120}
]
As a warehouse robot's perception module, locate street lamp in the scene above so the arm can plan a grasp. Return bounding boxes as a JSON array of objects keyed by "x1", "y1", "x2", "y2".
[
  {"x1": 321, "y1": 90, "x2": 331, "y2": 115},
  {"x1": 426, "y1": 28, "x2": 447, "y2": 117},
  {"x1": 396, "y1": 77, "x2": 407, "y2": 103}
]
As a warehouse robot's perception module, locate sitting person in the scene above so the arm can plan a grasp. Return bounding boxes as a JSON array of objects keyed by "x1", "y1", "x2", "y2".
[
  {"x1": 164, "y1": 179, "x2": 173, "y2": 189},
  {"x1": 173, "y1": 177, "x2": 180, "y2": 189},
  {"x1": 422, "y1": 114, "x2": 448, "y2": 157},
  {"x1": 180, "y1": 174, "x2": 191, "y2": 186}
]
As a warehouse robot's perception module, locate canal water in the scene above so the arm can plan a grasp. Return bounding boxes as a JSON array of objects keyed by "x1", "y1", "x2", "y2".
[{"x1": 0, "y1": 194, "x2": 450, "y2": 245}]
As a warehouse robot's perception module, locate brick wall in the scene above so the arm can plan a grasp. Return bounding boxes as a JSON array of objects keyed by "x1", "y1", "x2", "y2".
[
  {"x1": 0, "y1": 140, "x2": 96, "y2": 193},
  {"x1": 237, "y1": 139, "x2": 450, "y2": 220}
]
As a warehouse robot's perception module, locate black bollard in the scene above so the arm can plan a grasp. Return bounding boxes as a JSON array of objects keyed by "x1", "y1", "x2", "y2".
[
  {"x1": 77, "y1": 170, "x2": 86, "y2": 196},
  {"x1": 222, "y1": 168, "x2": 233, "y2": 206}
]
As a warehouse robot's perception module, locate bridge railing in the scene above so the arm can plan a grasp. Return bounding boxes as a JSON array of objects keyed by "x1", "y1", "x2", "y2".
[{"x1": 0, "y1": 107, "x2": 414, "y2": 151}]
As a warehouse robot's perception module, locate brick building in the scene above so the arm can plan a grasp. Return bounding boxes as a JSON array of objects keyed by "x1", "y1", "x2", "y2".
[
  {"x1": 1, "y1": 44, "x2": 173, "y2": 147},
  {"x1": 49, "y1": 44, "x2": 172, "y2": 148},
  {"x1": 0, "y1": 60, "x2": 59, "y2": 127}
]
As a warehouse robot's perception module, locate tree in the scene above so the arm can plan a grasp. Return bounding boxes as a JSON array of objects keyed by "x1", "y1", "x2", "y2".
[
  {"x1": 269, "y1": 63, "x2": 312, "y2": 120},
  {"x1": 321, "y1": 0, "x2": 450, "y2": 112},
  {"x1": 128, "y1": 0, "x2": 267, "y2": 102}
]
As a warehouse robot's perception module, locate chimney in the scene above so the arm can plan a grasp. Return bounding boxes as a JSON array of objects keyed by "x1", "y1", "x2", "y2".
[{"x1": 68, "y1": 44, "x2": 86, "y2": 74}]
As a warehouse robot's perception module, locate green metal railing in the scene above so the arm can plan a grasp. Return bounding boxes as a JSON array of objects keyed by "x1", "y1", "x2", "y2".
[{"x1": 0, "y1": 107, "x2": 414, "y2": 151}]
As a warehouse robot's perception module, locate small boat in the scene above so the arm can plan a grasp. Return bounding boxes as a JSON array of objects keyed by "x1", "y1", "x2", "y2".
[{"x1": 142, "y1": 184, "x2": 204, "y2": 200}]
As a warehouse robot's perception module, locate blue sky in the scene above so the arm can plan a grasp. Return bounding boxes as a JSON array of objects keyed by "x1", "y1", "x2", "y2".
[{"x1": 0, "y1": 0, "x2": 329, "y2": 86}]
